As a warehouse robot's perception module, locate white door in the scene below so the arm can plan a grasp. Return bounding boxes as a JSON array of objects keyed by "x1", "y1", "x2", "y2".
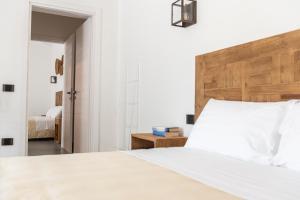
[
  {"x1": 63, "y1": 33, "x2": 75, "y2": 153},
  {"x1": 73, "y1": 19, "x2": 92, "y2": 153}
]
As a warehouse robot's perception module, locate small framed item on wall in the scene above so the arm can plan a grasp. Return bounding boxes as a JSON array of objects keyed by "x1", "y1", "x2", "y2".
[{"x1": 50, "y1": 76, "x2": 57, "y2": 84}]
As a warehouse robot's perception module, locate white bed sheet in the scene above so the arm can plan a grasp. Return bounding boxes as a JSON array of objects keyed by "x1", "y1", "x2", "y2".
[{"x1": 127, "y1": 147, "x2": 300, "y2": 200}]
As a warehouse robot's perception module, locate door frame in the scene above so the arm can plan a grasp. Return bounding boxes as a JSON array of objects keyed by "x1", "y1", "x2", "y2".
[{"x1": 25, "y1": 1, "x2": 102, "y2": 155}]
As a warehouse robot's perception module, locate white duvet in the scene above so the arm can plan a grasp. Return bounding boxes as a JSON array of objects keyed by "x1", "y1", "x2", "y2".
[{"x1": 128, "y1": 147, "x2": 300, "y2": 200}]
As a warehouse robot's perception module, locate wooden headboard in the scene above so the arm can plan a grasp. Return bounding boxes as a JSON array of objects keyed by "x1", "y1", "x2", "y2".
[
  {"x1": 56, "y1": 91, "x2": 63, "y2": 106},
  {"x1": 195, "y1": 29, "x2": 300, "y2": 119}
]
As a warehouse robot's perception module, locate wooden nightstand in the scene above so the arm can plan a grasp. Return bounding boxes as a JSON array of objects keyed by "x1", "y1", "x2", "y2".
[
  {"x1": 131, "y1": 133, "x2": 188, "y2": 150},
  {"x1": 55, "y1": 117, "x2": 62, "y2": 144}
]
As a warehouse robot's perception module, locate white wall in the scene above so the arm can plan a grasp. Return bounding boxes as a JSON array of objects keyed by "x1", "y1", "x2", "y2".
[
  {"x1": 0, "y1": 0, "x2": 119, "y2": 156},
  {"x1": 0, "y1": 0, "x2": 30, "y2": 156},
  {"x1": 28, "y1": 41, "x2": 64, "y2": 117},
  {"x1": 117, "y1": 0, "x2": 300, "y2": 149}
]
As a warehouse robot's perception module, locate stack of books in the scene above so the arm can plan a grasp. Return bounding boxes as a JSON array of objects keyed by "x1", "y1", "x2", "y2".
[{"x1": 152, "y1": 127, "x2": 184, "y2": 137}]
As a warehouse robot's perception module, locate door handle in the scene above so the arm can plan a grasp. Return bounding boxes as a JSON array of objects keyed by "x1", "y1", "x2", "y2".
[
  {"x1": 67, "y1": 91, "x2": 77, "y2": 95},
  {"x1": 67, "y1": 91, "x2": 77, "y2": 100}
]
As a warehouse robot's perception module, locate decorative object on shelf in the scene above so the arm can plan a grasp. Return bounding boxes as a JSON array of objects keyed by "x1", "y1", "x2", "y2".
[
  {"x1": 50, "y1": 76, "x2": 57, "y2": 84},
  {"x1": 171, "y1": 0, "x2": 197, "y2": 28},
  {"x1": 55, "y1": 55, "x2": 64, "y2": 75}
]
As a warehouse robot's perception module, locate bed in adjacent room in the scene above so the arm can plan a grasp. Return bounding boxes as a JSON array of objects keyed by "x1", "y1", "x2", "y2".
[
  {"x1": 27, "y1": 91, "x2": 63, "y2": 139},
  {"x1": 2, "y1": 30, "x2": 300, "y2": 200},
  {"x1": 28, "y1": 115, "x2": 56, "y2": 139}
]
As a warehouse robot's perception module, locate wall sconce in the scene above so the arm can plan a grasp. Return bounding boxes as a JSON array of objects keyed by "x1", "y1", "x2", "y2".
[{"x1": 172, "y1": 0, "x2": 197, "y2": 28}]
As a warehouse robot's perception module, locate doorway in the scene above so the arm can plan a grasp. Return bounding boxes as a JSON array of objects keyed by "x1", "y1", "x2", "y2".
[{"x1": 26, "y1": 5, "x2": 93, "y2": 156}]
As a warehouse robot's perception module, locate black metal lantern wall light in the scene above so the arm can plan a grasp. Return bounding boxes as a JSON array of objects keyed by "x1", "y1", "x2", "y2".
[{"x1": 172, "y1": 0, "x2": 197, "y2": 28}]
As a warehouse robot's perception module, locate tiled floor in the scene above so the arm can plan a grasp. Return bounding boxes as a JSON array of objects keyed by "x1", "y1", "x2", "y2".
[{"x1": 28, "y1": 139, "x2": 68, "y2": 156}]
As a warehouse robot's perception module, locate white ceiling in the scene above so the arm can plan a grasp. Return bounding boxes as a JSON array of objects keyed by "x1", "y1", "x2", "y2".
[{"x1": 31, "y1": 11, "x2": 86, "y2": 43}]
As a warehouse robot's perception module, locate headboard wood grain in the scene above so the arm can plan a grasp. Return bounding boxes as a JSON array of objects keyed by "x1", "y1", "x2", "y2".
[
  {"x1": 195, "y1": 29, "x2": 300, "y2": 119},
  {"x1": 56, "y1": 91, "x2": 63, "y2": 106}
]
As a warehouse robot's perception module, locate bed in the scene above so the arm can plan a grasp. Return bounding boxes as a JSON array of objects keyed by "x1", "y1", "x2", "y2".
[
  {"x1": 28, "y1": 116, "x2": 56, "y2": 139},
  {"x1": 28, "y1": 91, "x2": 63, "y2": 139},
  {"x1": 2, "y1": 30, "x2": 300, "y2": 200},
  {"x1": 1, "y1": 149, "x2": 300, "y2": 200}
]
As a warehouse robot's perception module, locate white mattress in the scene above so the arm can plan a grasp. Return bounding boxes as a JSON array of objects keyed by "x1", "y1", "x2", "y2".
[{"x1": 127, "y1": 147, "x2": 300, "y2": 200}]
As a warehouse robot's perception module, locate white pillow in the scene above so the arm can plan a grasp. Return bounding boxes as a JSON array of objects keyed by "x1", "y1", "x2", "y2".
[
  {"x1": 272, "y1": 101, "x2": 300, "y2": 171},
  {"x1": 46, "y1": 106, "x2": 62, "y2": 119},
  {"x1": 185, "y1": 99, "x2": 289, "y2": 164}
]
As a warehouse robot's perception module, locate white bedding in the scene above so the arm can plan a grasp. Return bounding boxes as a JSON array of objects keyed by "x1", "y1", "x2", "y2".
[
  {"x1": 186, "y1": 99, "x2": 289, "y2": 165},
  {"x1": 29, "y1": 116, "x2": 55, "y2": 131},
  {"x1": 128, "y1": 147, "x2": 300, "y2": 200}
]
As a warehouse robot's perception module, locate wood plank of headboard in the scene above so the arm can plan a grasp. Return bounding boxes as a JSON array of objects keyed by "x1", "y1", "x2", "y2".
[
  {"x1": 195, "y1": 29, "x2": 300, "y2": 119},
  {"x1": 56, "y1": 91, "x2": 63, "y2": 106}
]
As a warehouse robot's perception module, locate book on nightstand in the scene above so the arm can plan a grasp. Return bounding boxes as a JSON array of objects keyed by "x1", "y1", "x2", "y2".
[{"x1": 152, "y1": 127, "x2": 184, "y2": 137}]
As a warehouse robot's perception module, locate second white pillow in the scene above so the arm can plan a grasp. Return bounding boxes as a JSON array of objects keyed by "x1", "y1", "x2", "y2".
[{"x1": 272, "y1": 101, "x2": 300, "y2": 171}]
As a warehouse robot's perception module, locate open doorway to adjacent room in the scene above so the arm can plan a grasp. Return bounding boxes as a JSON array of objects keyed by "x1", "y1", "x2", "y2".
[{"x1": 27, "y1": 5, "x2": 93, "y2": 156}]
